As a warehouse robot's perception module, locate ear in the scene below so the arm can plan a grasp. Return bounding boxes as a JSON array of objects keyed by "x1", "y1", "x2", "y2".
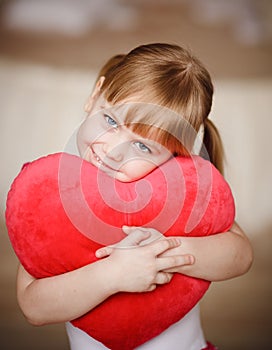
[{"x1": 84, "y1": 76, "x2": 105, "y2": 113}]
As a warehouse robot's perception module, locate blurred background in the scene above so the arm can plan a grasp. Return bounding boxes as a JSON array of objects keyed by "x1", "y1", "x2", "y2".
[{"x1": 0, "y1": 0, "x2": 271, "y2": 349}]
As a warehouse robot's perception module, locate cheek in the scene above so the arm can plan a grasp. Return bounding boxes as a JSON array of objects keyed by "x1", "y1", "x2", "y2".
[{"x1": 77, "y1": 119, "x2": 102, "y2": 150}]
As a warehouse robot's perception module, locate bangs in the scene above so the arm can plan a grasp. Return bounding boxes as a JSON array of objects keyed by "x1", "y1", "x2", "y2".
[{"x1": 111, "y1": 102, "x2": 197, "y2": 156}]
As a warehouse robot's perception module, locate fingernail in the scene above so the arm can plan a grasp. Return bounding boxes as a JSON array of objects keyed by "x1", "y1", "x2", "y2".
[{"x1": 189, "y1": 255, "x2": 195, "y2": 264}]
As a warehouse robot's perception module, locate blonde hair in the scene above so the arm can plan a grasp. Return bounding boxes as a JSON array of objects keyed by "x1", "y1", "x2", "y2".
[{"x1": 97, "y1": 43, "x2": 224, "y2": 174}]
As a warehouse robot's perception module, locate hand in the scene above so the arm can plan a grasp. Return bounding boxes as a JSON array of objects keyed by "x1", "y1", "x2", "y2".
[
  {"x1": 96, "y1": 227, "x2": 194, "y2": 270},
  {"x1": 95, "y1": 226, "x2": 162, "y2": 258},
  {"x1": 105, "y1": 237, "x2": 185, "y2": 293}
]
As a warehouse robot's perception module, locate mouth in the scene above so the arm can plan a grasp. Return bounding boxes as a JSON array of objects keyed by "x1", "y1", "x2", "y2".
[
  {"x1": 91, "y1": 148, "x2": 119, "y2": 172},
  {"x1": 93, "y1": 152, "x2": 104, "y2": 166}
]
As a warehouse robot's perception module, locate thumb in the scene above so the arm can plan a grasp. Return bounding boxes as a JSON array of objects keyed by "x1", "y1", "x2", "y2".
[
  {"x1": 122, "y1": 225, "x2": 138, "y2": 235},
  {"x1": 95, "y1": 246, "x2": 113, "y2": 259}
]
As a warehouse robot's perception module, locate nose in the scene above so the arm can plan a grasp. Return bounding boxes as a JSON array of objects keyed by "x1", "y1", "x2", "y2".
[{"x1": 102, "y1": 136, "x2": 126, "y2": 162}]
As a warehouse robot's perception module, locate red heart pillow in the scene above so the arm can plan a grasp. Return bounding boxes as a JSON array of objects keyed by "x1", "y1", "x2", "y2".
[{"x1": 6, "y1": 153, "x2": 235, "y2": 349}]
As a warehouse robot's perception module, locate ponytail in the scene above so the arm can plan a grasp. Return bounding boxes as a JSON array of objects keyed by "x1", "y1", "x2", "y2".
[{"x1": 200, "y1": 119, "x2": 225, "y2": 175}]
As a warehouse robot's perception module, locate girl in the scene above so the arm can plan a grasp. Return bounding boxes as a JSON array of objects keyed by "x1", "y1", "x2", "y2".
[{"x1": 17, "y1": 43, "x2": 253, "y2": 350}]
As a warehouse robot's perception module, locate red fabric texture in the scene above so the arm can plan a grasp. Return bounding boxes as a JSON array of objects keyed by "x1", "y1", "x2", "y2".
[
  {"x1": 6, "y1": 153, "x2": 234, "y2": 350},
  {"x1": 202, "y1": 341, "x2": 219, "y2": 349}
]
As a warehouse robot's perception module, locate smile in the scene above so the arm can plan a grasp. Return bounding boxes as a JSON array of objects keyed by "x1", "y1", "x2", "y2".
[
  {"x1": 94, "y1": 153, "x2": 104, "y2": 166},
  {"x1": 92, "y1": 149, "x2": 119, "y2": 172}
]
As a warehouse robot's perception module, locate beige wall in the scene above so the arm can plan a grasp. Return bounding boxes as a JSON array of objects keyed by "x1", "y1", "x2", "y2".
[
  {"x1": 0, "y1": 60, "x2": 95, "y2": 214},
  {"x1": 212, "y1": 79, "x2": 272, "y2": 235}
]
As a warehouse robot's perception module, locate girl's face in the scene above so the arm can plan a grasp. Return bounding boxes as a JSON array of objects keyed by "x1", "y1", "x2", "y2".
[{"x1": 77, "y1": 95, "x2": 172, "y2": 182}]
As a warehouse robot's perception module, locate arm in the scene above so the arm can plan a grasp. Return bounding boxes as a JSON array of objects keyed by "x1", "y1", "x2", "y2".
[
  {"x1": 17, "y1": 259, "x2": 118, "y2": 326},
  {"x1": 100, "y1": 222, "x2": 253, "y2": 282},
  {"x1": 158, "y1": 221, "x2": 253, "y2": 281},
  {"x1": 17, "y1": 235, "x2": 184, "y2": 326}
]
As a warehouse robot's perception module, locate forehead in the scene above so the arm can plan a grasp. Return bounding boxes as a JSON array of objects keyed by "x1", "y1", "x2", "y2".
[{"x1": 97, "y1": 94, "x2": 181, "y2": 131}]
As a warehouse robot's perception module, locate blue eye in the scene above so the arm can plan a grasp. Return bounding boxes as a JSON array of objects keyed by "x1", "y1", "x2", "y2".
[
  {"x1": 134, "y1": 141, "x2": 151, "y2": 153},
  {"x1": 104, "y1": 114, "x2": 118, "y2": 128}
]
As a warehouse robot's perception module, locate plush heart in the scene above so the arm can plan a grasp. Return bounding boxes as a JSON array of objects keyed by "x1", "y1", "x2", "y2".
[{"x1": 6, "y1": 152, "x2": 235, "y2": 349}]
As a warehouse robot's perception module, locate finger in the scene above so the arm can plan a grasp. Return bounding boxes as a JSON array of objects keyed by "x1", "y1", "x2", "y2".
[
  {"x1": 162, "y1": 255, "x2": 195, "y2": 272},
  {"x1": 154, "y1": 272, "x2": 173, "y2": 285},
  {"x1": 123, "y1": 226, "x2": 162, "y2": 238},
  {"x1": 141, "y1": 227, "x2": 164, "y2": 241},
  {"x1": 122, "y1": 226, "x2": 163, "y2": 246},
  {"x1": 95, "y1": 246, "x2": 113, "y2": 258},
  {"x1": 126, "y1": 230, "x2": 151, "y2": 246},
  {"x1": 156, "y1": 254, "x2": 193, "y2": 271},
  {"x1": 117, "y1": 230, "x2": 151, "y2": 248},
  {"x1": 122, "y1": 225, "x2": 139, "y2": 234},
  {"x1": 144, "y1": 284, "x2": 157, "y2": 292},
  {"x1": 151, "y1": 237, "x2": 181, "y2": 256}
]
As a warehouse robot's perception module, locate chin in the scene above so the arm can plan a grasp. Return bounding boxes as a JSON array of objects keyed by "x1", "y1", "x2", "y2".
[{"x1": 114, "y1": 174, "x2": 131, "y2": 182}]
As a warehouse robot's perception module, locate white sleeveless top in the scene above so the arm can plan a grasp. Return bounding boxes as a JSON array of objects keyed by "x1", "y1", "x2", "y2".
[
  {"x1": 66, "y1": 304, "x2": 206, "y2": 350},
  {"x1": 64, "y1": 127, "x2": 207, "y2": 350}
]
